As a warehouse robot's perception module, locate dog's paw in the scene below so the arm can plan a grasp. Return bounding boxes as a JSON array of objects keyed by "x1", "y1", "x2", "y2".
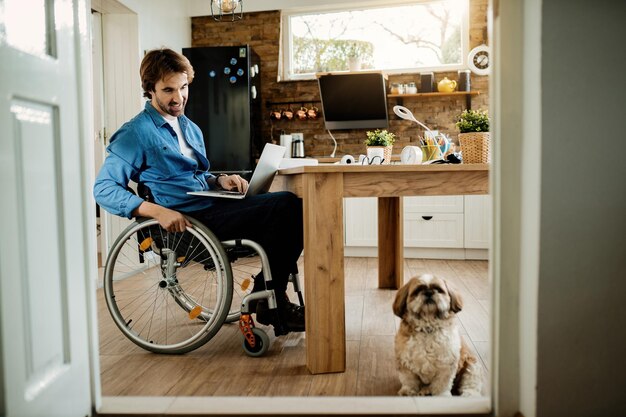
[{"x1": 398, "y1": 386, "x2": 419, "y2": 396}]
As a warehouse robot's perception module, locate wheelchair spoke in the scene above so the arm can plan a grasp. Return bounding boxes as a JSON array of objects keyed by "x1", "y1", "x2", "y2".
[{"x1": 103, "y1": 217, "x2": 233, "y2": 354}]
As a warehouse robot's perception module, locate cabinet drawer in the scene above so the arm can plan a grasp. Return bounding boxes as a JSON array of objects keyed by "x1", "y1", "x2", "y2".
[
  {"x1": 404, "y1": 196, "x2": 463, "y2": 213},
  {"x1": 404, "y1": 213, "x2": 464, "y2": 248}
]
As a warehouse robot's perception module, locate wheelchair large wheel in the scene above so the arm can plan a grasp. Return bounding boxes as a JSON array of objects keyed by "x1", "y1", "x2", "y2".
[{"x1": 103, "y1": 217, "x2": 233, "y2": 354}]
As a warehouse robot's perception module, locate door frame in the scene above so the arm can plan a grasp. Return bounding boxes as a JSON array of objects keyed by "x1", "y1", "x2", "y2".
[{"x1": 92, "y1": 0, "x2": 539, "y2": 415}]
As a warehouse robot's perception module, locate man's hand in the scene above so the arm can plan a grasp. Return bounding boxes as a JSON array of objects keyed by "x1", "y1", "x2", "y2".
[
  {"x1": 217, "y1": 174, "x2": 249, "y2": 194},
  {"x1": 133, "y1": 202, "x2": 192, "y2": 233}
]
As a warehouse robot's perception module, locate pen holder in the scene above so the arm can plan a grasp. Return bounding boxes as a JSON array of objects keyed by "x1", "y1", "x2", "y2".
[{"x1": 421, "y1": 145, "x2": 443, "y2": 162}]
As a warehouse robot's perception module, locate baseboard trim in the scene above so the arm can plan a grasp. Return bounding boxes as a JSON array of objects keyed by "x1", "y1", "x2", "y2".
[
  {"x1": 97, "y1": 395, "x2": 491, "y2": 416},
  {"x1": 345, "y1": 247, "x2": 488, "y2": 260}
]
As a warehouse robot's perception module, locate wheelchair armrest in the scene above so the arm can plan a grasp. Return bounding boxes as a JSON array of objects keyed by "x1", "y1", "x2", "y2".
[{"x1": 125, "y1": 183, "x2": 155, "y2": 203}]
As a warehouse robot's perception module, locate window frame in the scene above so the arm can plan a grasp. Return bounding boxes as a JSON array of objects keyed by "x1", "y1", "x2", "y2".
[{"x1": 279, "y1": 0, "x2": 470, "y2": 81}]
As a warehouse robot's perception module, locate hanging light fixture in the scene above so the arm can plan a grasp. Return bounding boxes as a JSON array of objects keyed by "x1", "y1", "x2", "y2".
[{"x1": 211, "y1": 0, "x2": 243, "y2": 21}]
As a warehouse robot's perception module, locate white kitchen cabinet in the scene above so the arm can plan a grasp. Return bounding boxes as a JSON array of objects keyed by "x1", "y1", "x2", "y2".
[
  {"x1": 403, "y1": 196, "x2": 464, "y2": 248},
  {"x1": 464, "y1": 195, "x2": 492, "y2": 249},
  {"x1": 344, "y1": 196, "x2": 464, "y2": 248},
  {"x1": 403, "y1": 196, "x2": 463, "y2": 213},
  {"x1": 404, "y1": 212, "x2": 464, "y2": 248},
  {"x1": 344, "y1": 198, "x2": 377, "y2": 247},
  {"x1": 344, "y1": 195, "x2": 490, "y2": 258}
]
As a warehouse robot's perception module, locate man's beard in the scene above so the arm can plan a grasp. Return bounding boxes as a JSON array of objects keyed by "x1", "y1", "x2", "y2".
[{"x1": 156, "y1": 97, "x2": 186, "y2": 117}]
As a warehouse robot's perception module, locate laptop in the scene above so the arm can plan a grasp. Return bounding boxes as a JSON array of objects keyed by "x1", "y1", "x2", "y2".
[{"x1": 187, "y1": 143, "x2": 286, "y2": 199}]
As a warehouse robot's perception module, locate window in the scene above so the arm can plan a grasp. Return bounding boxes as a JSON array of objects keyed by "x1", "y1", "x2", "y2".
[{"x1": 281, "y1": 0, "x2": 469, "y2": 81}]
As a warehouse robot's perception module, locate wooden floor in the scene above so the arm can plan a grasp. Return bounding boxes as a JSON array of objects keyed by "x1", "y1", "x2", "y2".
[{"x1": 98, "y1": 257, "x2": 490, "y2": 397}]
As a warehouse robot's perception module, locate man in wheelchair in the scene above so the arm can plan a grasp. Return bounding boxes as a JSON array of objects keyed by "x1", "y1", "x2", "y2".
[{"x1": 93, "y1": 48, "x2": 304, "y2": 336}]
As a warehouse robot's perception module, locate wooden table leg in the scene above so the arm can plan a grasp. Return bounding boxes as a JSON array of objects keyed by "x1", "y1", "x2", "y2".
[
  {"x1": 302, "y1": 172, "x2": 346, "y2": 374},
  {"x1": 377, "y1": 197, "x2": 404, "y2": 289}
]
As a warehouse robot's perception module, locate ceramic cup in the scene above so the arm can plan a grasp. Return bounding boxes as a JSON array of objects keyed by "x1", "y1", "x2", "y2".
[
  {"x1": 282, "y1": 108, "x2": 294, "y2": 120},
  {"x1": 270, "y1": 110, "x2": 282, "y2": 121},
  {"x1": 296, "y1": 106, "x2": 308, "y2": 120}
]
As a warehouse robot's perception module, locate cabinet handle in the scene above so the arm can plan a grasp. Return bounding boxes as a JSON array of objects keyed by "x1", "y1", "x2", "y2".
[{"x1": 421, "y1": 216, "x2": 433, "y2": 220}]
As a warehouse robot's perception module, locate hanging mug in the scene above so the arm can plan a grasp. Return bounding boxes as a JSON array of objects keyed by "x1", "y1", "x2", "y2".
[
  {"x1": 307, "y1": 106, "x2": 319, "y2": 119},
  {"x1": 296, "y1": 106, "x2": 308, "y2": 120},
  {"x1": 270, "y1": 110, "x2": 282, "y2": 121},
  {"x1": 282, "y1": 108, "x2": 294, "y2": 120}
]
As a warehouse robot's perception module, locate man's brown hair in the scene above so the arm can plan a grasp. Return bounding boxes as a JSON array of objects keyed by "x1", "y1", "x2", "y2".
[{"x1": 140, "y1": 48, "x2": 195, "y2": 99}]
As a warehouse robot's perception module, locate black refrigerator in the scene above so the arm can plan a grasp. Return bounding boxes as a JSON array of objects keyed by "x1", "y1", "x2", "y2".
[{"x1": 183, "y1": 46, "x2": 262, "y2": 175}]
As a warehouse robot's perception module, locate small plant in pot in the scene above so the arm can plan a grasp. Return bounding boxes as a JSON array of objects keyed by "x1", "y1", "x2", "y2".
[
  {"x1": 456, "y1": 109, "x2": 490, "y2": 164},
  {"x1": 364, "y1": 129, "x2": 395, "y2": 164}
]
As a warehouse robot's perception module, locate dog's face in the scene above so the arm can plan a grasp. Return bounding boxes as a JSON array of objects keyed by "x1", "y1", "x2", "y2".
[{"x1": 393, "y1": 274, "x2": 462, "y2": 320}]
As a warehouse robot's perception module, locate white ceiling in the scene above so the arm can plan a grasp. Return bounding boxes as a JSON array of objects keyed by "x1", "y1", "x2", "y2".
[
  {"x1": 187, "y1": 0, "x2": 399, "y2": 16},
  {"x1": 92, "y1": 0, "x2": 134, "y2": 13}
]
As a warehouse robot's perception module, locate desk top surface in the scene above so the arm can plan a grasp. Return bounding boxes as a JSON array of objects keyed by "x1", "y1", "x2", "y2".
[
  {"x1": 273, "y1": 163, "x2": 489, "y2": 197},
  {"x1": 278, "y1": 163, "x2": 489, "y2": 175}
]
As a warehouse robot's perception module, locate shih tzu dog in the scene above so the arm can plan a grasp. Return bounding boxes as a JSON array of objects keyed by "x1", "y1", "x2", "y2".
[{"x1": 392, "y1": 274, "x2": 483, "y2": 397}]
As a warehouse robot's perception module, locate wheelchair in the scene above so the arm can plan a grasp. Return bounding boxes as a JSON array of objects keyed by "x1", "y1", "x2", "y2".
[{"x1": 102, "y1": 207, "x2": 303, "y2": 357}]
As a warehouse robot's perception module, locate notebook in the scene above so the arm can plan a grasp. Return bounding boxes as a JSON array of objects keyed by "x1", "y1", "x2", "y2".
[{"x1": 187, "y1": 143, "x2": 286, "y2": 199}]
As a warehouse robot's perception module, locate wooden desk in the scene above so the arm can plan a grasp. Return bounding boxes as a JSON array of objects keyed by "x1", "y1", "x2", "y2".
[{"x1": 271, "y1": 164, "x2": 489, "y2": 374}]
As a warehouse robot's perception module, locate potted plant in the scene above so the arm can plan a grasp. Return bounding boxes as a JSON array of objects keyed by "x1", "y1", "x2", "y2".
[
  {"x1": 364, "y1": 129, "x2": 395, "y2": 164},
  {"x1": 456, "y1": 109, "x2": 490, "y2": 164}
]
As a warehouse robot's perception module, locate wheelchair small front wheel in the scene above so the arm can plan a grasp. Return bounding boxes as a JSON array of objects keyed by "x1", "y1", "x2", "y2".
[{"x1": 242, "y1": 328, "x2": 270, "y2": 357}]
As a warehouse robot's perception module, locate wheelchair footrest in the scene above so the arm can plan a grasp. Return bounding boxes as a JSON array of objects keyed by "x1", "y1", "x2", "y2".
[{"x1": 239, "y1": 314, "x2": 257, "y2": 348}]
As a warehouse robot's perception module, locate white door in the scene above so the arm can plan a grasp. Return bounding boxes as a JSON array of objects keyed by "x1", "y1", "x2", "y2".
[
  {"x1": 93, "y1": 5, "x2": 141, "y2": 267},
  {"x1": 0, "y1": 0, "x2": 93, "y2": 416}
]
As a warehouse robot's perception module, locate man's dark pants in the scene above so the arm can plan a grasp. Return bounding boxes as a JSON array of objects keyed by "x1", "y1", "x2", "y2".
[{"x1": 184, "y1": 191, "x2": 304, "y2": 296}]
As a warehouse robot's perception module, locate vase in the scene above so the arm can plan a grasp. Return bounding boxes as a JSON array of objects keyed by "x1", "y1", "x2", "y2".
[
  {"x1": 458, "y1": 132, "x2": 490, "y2": 164},
  {"x1": 366, "y1": 146, "x2": 392, "y2": 164}
]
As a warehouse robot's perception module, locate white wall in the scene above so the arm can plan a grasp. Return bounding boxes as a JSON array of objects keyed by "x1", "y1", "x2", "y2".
[{"x1": 117, "y1": 0, "x2": 192, "y2": 52}]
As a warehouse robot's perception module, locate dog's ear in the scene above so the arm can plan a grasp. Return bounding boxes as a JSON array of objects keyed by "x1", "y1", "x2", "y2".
[
  {"x1": 393, "y1": 279, "x2": 412, "y2": 318},
  {"x1": 445, "y1": 281, "x2": 463, "y2": 313}
]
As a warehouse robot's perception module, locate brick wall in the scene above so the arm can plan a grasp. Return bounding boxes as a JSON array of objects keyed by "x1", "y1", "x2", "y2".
[{"x1": 191, "y1": 0, "x2": 489, "y2": 158}]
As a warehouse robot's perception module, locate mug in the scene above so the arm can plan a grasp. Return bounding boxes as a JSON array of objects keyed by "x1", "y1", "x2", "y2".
[
  {"x1": 270, "y1": 110, "x2": 282, "y2": 121},
  {"x1": 296, "y1": 106, "x2": 308, "y2": 120},
  {"x1": 307, "y1": 106, "x2": 319, "y2": 119},
  {"x1": 282, "y1": 108, "x2": 294, "y2": 120}
]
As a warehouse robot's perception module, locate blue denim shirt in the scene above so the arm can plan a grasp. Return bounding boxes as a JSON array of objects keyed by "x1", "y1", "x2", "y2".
[{"x1": 94, "y1": 102, "x2": 217, "y2": 218}]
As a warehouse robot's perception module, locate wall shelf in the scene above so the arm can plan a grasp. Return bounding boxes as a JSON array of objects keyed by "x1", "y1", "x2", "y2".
[{"x1": 388, "y1": 90, "x2": 480, "y2": 108}]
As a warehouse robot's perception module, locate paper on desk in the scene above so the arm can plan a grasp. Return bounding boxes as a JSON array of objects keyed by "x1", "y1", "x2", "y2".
[{"x1": 279, "y1": 158, "x2": 319, "y2": 169}]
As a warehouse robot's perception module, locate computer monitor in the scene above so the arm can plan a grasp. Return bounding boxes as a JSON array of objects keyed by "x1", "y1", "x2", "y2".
[{"x1": 317, "y1": 72, "x2": 389, "y2": 130}]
